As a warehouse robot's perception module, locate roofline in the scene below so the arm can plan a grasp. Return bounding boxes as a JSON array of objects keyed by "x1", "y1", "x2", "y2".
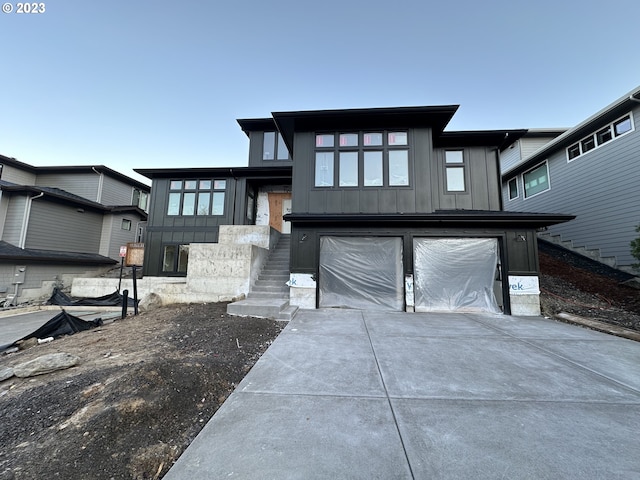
[
  {"x1": 134, "y1": 165, "x2": 292, "y2": 180},
  {"x1": 0, "y1": 155, "x2": 150, "y2": 190},
  {"x1": 502, "y1": 86, "x2": 640, "y2": 178},
  {"x1": 0, "y1": 185, "x2": 108, "y2": 212}
]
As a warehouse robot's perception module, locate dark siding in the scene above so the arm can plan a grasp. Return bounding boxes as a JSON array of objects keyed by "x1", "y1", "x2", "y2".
[{"x1": 247, "y1": 131, "x2": 293, "y2": 168}]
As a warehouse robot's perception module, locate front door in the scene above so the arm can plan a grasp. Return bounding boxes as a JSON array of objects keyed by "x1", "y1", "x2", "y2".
[
  {"x1": 267, "y1": 193, "x2": 292, "y2": 233},
  {"x1": 282, "y1": 198, "x2": 292, "y2": 234}
]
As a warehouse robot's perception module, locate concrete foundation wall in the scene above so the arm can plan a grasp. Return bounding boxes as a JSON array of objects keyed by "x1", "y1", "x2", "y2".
[
  {"x1": 509, "y1": 294, "x2": 542, "y2": 316},
  {"x1": 72, "y1": 225, "x2": 276, "y2": 306},
  {"x1": 289, "y1": 274, "x2": 316, "y2": 309}
]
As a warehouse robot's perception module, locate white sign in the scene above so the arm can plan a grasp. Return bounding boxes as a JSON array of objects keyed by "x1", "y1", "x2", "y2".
[
  {"x1": 287, "y1": 273, "x2": 316, "y2": 288},
  {"x1": 119, "y1": 246, "x2": 127, "y2": 258},
  {"x1": 508, "y1": 276, "x2": 540, "y2": 295}
]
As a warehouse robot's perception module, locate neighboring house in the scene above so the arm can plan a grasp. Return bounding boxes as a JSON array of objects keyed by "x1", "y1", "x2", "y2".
[
  {"x1": 0, "y1": 154, "x2": 150, "y2": 304},
  {"x1": 502, "y1": 86, "x2": 640, "y2": 272},
  {"x1": 131, "y1": 105, "x2": 573, "y2": 316}
]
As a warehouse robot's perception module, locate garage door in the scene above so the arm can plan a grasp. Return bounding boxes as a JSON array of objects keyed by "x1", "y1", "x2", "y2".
[
  {"x1": 319, "y1": 236, "x2": 404, "y2": 311},
  {"x1": 413, "y1": 238, "x2": 500, "y2": 313}
]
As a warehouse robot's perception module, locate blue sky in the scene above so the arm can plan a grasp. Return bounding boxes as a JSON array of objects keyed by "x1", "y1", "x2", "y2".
[{"x1": 2, "y1": 0, "x2": 639, "y2": 185}]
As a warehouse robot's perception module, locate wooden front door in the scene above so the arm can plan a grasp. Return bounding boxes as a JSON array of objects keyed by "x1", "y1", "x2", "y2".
[{"x1": 268, "y1": 193, "x2": 292, "y2": 233}]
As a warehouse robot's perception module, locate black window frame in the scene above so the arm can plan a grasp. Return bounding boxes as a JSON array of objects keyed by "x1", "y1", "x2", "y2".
[{"x1": 167, "y1": 178, "x2": 227, "y2": 216}]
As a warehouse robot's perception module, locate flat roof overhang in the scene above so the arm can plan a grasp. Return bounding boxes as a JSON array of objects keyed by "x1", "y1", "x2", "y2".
[
  {"x1": 134, "y1": 166, "x2": 292, "y2": 182},
  {"x1": 284, "y1": 211, "x2": 575, "y2": 230}
]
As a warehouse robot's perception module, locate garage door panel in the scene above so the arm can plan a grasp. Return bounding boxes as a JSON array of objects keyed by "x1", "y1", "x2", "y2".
[
  {"x1": 319, "y1": 237, "x2": 403, "y2": 311},
  {"x1": 414, "y1": 238, "x2": 500, "y2": 313}
]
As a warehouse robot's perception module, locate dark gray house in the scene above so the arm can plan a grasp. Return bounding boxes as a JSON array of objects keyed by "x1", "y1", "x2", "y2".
[
  {"x1": 0, "y1": 155, "x2": 149, "y2": 304},
  {"x1": 502, "y1": 86, "x2": 640, "y2": 272},
  {"x1": 135, "y1": 105, "x2": 573, "y2": 316}
]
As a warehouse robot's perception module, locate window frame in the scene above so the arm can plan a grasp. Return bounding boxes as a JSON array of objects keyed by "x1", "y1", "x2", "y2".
[
  {"x1": 522, "y1": 161, "x2": 550, "y2": 199},
  {"x1": 167, "y1": 178, "x2": 226, "y2": 216},
  {"x1": 313, "y1": 131, "x2": 411, "y2": 189},
  {"x1": 566, "y1": 113, "x2": 634, "y2": 162},
  {"x1": 507, "y1": 177, "x2": 519, "y2": 201},
  {"x1": 262, "y1": 131, "x2": 290, "y2": 161},
  {"x1": 162, "y1": 244, "x2": 189, "y2": 275},
  {"x1": 444, "y1": 150, "x2": 467, "y2": 193}
]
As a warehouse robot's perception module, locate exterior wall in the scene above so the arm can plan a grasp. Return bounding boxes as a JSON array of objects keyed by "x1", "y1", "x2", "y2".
[
  {"x1": 1, "y1": 164, "x2": 37, "y2": 185},
  {"x1": 100, "y1": 213, "x2": 143, "y2": 260},
  {"x1": 499, "y1": 141, "x2": 522, "y2": 174},
  {"x1": 0, "y1": 263, "x2": 113, "y2": 304},
  {"x1": 35, "y1": 173, "x2": 101, "y2": 202},
  {"x1": 25, "y1": 200, "x2": 103, "y2": 253},
  {"x1": 246, "y1": 131, "x2": 292, "y2": 168},
  {"x1": 292, "y1": 129, "x2": 502, "y2": 215},
  {"x1": 1, "y1": 195, "x2": 27, "y2": 246},
  {"x1": 504, "y1": 107, "x2": 640, "y2": 268},
  {"x1": 100, "y1": 175, "x2": 139, "y2": 206}
]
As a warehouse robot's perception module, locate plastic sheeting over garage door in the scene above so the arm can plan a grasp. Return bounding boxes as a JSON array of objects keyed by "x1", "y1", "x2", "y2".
[
  {"x1": 414, "y1": 238, "x2": 500, "y2": 313},
  {"x1": 319, "y1": 236, "x2": 404, "y2": 311}
]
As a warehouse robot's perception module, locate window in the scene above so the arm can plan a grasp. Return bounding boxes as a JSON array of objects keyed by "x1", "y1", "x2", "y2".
[
  {"x1": 132, "y1": 188, "x2": 149, "y2": 211},
  {"x1": 121, "y1": 219, "x2": 132, "y2": 231},
  {"x1": 163, "y1": 244, "x2": 189, "y2": 274},
  {"x1": 167, "y1": 178, "x2": 226, "y2": 216},
  {"x1": 567, "y1": 114, "x2": 634, "y2": 161},
  {"x1": 508, "y1": 178, "x2": 518, "y2": 200},
  {"x1": 523, "y1": 162, "x2": 550, "y2": 198},
  {"x1": 314, "y1": 131, "x2": 410, "y2": 187},
  {"x1": 445, "y1": 150, "x2": 465, "y2": 192},
  {"x1": 263, "y1": 131, "x2": 290, "y2": 160}
]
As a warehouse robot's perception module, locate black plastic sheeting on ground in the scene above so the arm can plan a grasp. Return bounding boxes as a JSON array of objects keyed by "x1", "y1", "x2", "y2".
[
  {"x1": 47, "y1": 288, "x2": 137, "y2": 307},
  {"x1": 0, "y1": 310, "x2": 102, "y2": 353}
]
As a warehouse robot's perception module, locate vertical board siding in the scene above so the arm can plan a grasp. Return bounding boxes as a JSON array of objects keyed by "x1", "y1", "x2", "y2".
[
  {"x1": 503, "y1": 107, "x2": 640, "y2": 266},
  {"x1": 26, "y1": 200, "x2": 103, "y2": 253}
]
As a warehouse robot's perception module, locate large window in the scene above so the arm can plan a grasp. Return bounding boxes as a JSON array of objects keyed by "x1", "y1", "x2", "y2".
[
  {"x1": 163, "y1": 244, "x2": 189, "y2": 274},
  {"x1": 263, "y1": 132, "x2": 290, "y2": 160},
  {"x1": 167, "y1": 179, "x2": 226, "y2": 216},
  {"x1": 567, "y1": 113, "x2": 634, "y2": 161},
  {"x1": 523, "y1": 162, "x2": 550, "y2": 198},
  {"x1": 314, "y1": 131, "x2": 409, "y2": 188}
]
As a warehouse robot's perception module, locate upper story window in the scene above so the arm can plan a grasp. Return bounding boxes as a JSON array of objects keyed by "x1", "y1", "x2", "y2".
[
  {"x1": 444, "y1": 150, "x2": 465, "y2": 192},
  {"x1": 314, "y1": 131, "x2": 409, "y2": 188},
  {"x1": 508, "y1": 177, "x2": 519, "y2": 200},
  {"x1": 132, "y1": 188, "x2": 149, "y2": 211},
  {"x1": 263, "y1": 132, "x2": 290, "y2": 160},
  {"x1": 523, "y1": 161, "x2": 550, "y2": 198},
  {"x1": 167, "y1": 179, "x2": 226, "y2": 216},
  {"x1": 567, "y1": 113, "x2": 634, "y2": 161}
]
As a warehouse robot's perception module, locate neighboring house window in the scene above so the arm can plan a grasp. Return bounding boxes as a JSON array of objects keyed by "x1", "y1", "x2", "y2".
[
  {"x1": 508, "y1": 177, "x2": 519, "y2": 200},
  {"x1": 445, "y1": 150, "x2": 465, "y2": 192},
  {"x1": 566, "y1": 113, "x2": 634, "y2": 161},
  {"x1": 314, "y1": 131, "x2": 409, "y2": 187},
  {"x1": 523, "y1": 161, "x2": 550, "y2": 198},
  {"x1": 163, "y1": 244, "x2": 189, "y2": 274},
  {"x1": 167, "y1": 179, "x2": 226, "y2": 216},
  {"x1": 121, "y1": 219, "x2": 132, "y2": 231},
  {"x1": 132, "y1": 188, "x2": 149, "y2": 211},
  {"x1": 263, "y1": 132, "x2": 290, "y2": 160}
]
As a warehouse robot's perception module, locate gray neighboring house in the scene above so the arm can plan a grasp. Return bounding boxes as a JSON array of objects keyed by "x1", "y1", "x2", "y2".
[
  {"x1": 0, "y1": 155, "x2": 150, "y2": 304},
  {"x1": 502, "y1": 86, "x2": 640, "y2": 272}
]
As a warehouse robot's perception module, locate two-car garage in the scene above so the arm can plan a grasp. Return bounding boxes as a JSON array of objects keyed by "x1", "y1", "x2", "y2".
[{"x1": 318, "y1": 236, "x2": 502, "y2": 313}]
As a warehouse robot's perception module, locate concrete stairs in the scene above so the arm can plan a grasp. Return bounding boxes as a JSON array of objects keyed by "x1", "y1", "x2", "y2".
[
  {"x1": 537, "y1": 231, "x2": 618, "y2": 268},
  {"x1": 227, "y1": 235, "x2": 298, "y2": 321}
]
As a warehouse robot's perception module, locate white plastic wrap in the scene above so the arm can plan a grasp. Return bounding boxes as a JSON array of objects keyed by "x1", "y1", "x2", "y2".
[
  {"x1": 319, "y1": 236, "x2": 404, "y2": 311},
  {"x1": 414, "y1": 238, "x2": 500, "y2": 313}
]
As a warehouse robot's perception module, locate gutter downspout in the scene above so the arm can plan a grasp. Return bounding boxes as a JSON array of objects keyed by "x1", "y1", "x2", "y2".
[
  {"x1": 92, "y1": 167, "x2": 104, "y2": 203},
  {"x1": 19, "y1": 192, "x2": 44, "y2": 248}
]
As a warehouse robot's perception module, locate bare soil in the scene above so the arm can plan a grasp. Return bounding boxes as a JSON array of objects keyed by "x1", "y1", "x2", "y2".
[
  {"x1": 0, "y1": 303, "x2": 285, "y2": 479},
  {"x1": 0, "y1": 243, "x2": 638, "y2": 479}
]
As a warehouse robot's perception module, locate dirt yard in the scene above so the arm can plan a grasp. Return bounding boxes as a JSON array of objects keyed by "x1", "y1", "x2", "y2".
[{"x1": 0, "y1": 243, "x2": 638, "y2": 479}]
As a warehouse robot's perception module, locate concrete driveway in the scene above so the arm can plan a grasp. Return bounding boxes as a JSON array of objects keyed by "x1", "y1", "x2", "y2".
[{"x1": 165, "y1": 309, "x2": 640, "y2": 479}]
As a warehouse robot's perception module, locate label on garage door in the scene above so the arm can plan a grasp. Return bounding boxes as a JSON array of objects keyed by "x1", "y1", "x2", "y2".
[{"x1": 508, "y1": 276, "x2": 540, "y2": 295}]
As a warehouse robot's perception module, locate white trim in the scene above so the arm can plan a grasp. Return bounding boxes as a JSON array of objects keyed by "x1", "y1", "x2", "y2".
[
  {"x1": 566, "y1": 112, "x2": 635, "y2": 163},
  {"x1": 522, "y1": 161, "x2": 551, "y2": 200}
]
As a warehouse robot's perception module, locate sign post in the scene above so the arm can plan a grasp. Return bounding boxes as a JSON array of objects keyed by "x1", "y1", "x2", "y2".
[{"x1": 118, "y1": 246, "x2": 127, "y2": 292}]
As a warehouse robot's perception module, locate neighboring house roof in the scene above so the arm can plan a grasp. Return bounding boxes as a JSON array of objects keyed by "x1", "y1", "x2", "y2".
[
  {"x1": 0, "y1": 184, "x2": 147, "y2": 219},
  {"x1": 0, "y1": 154, "x2": 150, "y2": 192},
  {"x1": 0, "y1": 241, "x2": 117, "y2": 265},
  {"x1": 285, "y1": 210, "x2": 575, "y2": 229},
  {"x1": 502, "y1": 86, "x2": 640, "y2": 178}
]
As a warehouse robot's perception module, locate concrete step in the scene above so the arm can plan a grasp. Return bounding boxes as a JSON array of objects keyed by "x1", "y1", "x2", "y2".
[
  {"x1": 258, "y1": 274, "x2": 290, "y2": 282},
  {"x1": 276, "y1": 305, "x2": 299, "y2": 321},
  {"x1": 252, "y1": 285, "x2": 289, "y2": 294},
  {"x1": 227, "y1": 298, "x2": 290, "y2": 319},
  {"x1": 247, "y1": 292, "x2": 289, "y2": 299}
]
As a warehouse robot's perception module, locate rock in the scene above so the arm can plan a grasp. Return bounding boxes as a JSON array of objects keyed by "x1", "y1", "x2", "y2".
[
  {"x1": 0, "y1": 366, "x2": 14, "y2": 382},
  {"x1": 139, "y1": 292, "x2": 162, "y2": 312},
  {"x1": 13, "y1": 353, "x2": 80, "y2": 378},
  {"x1": 17, "y1": 337, "x2": 38, "y2": 350}
]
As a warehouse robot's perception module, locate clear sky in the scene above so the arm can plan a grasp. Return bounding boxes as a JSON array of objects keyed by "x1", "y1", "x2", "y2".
[{"x1": 2, "y1": 0, "x2": 639, "y2": 185}]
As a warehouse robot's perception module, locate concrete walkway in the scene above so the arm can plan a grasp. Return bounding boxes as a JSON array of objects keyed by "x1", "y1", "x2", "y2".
[{"x1": 164, "y1": 309, "x2": 640, "y2": 479}]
